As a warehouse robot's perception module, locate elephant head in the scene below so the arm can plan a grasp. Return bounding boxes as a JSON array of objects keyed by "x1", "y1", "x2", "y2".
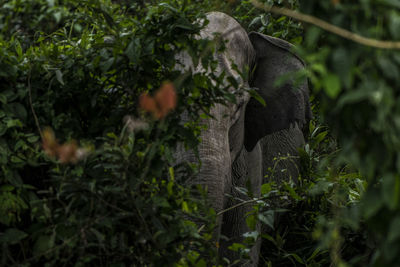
[{"x1": 175, "y1": 12, "x2": 311, "y2": 266}]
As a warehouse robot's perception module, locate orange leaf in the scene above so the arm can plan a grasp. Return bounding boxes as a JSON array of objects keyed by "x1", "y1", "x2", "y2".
[
  {"x1": 57, "y1": 141, "x2": 78, "y2": 164},
  {"x1": 42, "y1": 128, "x2": 59, "y2": 157},
  {"x1": 139, "y1": 82, "x2": 177, "y2": 119},
  {"x1": 155, "y1": 82, "x2": 177, "y2": 118},
  {"x1": 139, "y1": 93, "x2": 161, "y2": 118}
]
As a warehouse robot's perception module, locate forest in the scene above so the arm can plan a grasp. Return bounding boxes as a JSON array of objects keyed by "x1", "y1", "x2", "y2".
[{"x1": 1, "y1": 0, "x2": 400, "y2": 266}]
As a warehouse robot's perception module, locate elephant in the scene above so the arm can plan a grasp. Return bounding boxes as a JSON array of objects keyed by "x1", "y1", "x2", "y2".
[{"x1": 175, "y1": 12, "x2": 311, "y2": 266}]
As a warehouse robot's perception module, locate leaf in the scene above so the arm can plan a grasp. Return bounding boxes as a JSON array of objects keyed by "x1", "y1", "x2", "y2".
[
  {"x1": 249, "y1": 17, "x2": 261, "y2": 28},
  {"x1": 332, "y1": 47, "x2": 352, "y2": 88},
  {"x1": 90, "y1": 228, "x2": 105, "y2": 243},
  {"x1": 33, "y1": 235, "x2": 54, "y2": 256},
  {"x1": 53, "y1": 11, "x2": 62, "y2": 23},
  {"x1": 388, "y1": 216, "x2": 400, "y2": 242},
  {"x1": 249, "y1": 89, "x2": 266, "y2": 107},
  {"x1": 125, "y1": 39, "x2": 140, "y2": 63},
  {"x1": 285, "y1": 253, "x2": 304, "y2": 264},
  {"x1": 246, "y1": 214, "x2": 256, "y2": 230},
  {"x1": 258, "y1": 210, "x2": 274, "y2": 229},
  {"x1": 0, "y1": 94, "x2": 6, "y2": 104},
  {"x1": 0, "y1": 185, "x2": 14, "y2": 192},
  {"x1": 363, "y1": 188, "x2": 384, "y2": 219},
  {"x1": 307, "y1": 247, "x2": 322, "y2": 262},
  {"x1": 313, "y1": 131, "x2": 328, "y2": 147},
  {"x1": 377, "y1": 56, "x2": 399, "y2": 81},
  {"x1": 27, "y1": 135, "x2": 40, "y2": 143},
  {"x1": 228, "y1": 242, "x2": 246, "y2": 252},
  {"x1": 101, "y1": 57, "x2": 114, "y2": 72},
  {"x1": 6, "y1": 119, "x2": 22, "y2": 128},
  {"x1": 305, "y1": 26, "x2": 322, "y2": 47},
  {"x1": 182, "y1": 201, "x2": 189, "y2": 212},
  {"x1": 158, "y1": 3, "x2": 178, "y2": 12},
  {"x1": 0, "y1": 228, "x2": 28, "y2": 244},
  {"x1": 323, "y1": 73, "x2": 341, "y2": 98},
  {"x1": 284, "y1": 183, "x2": 302, "y2": 201},
  {"x1": 243, "y1": 231, "x2": 259, "y2": 242},
  {"x1": 55, "y1": 70, "x2": 64, "y2": 85},
  {"x1": 0, "y1": 124, "x2": 6, "y2": 136},
  {"x1": 261, "y1": 183, "x2": 272, "y2": 195},
  {"x1": 11, "y1": 103, "x2": 27, "y2": 121},
  {"x1": 15, "y1": 41, "x2": 23, "y2": 59}
]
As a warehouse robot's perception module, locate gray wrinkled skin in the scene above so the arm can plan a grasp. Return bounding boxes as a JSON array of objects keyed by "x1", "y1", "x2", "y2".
[{"x1": 175, "y1": 12, "x2": 311, "y2": 266}]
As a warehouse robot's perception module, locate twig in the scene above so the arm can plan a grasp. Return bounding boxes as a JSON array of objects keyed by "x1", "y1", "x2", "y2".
[
  {"x1": 216, "y1": 195, "x2": 270, "y2": 217},
  {"x1": 250, "y1": 0, "x2": 400, "y2": 50},
  {"x1": 27, "y1": 69, "x2": 43, "y2": 139},
  {"x1": 197, "y1": 195, "x2": 272, "y2": 233}
]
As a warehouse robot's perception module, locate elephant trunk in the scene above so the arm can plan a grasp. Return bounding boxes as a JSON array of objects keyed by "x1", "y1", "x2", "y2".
[{"x1": 176, "y1": 104, "x2": 232, "y2": 223}]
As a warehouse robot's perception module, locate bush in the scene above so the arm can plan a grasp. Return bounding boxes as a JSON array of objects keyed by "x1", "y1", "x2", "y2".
[
  {"x1": 3, "y1": 0, "x2": 400, "y2": 266},
  {"x1": 0, "y1": 0, "x2": 232, "y2": 265}
]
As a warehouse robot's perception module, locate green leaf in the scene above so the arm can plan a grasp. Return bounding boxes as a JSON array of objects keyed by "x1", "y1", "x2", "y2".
[
  {"x1": 284, "y1": 183, "x2": 302, "y2": 201},
  {"x1": 389, "y1": 11, "x2": 400, "y2": 39},
  {"x1": 55, "y1": 69, "x2": 64, "y2": 85},
  {"x1": 246, "y1": 214, "x2": 256, "y2": 230},
  {"x1": 0, "y1": 185, "x2": 14, "y2": 192},
  {"x1": 258, "y1": 210, "x2": 274, "y2": 229},
  {"x1": 323, "y1": 73, "x2": 341, "y2": 98},
  {"x1": 6, "y1": 119, "x2": 22, "y2": 128},
  {"x1": 33, "y1": 234, "x2": 54, "y2": 256},
  {"x1": 243, "y1": 231, "x2": 259, "y2": 242},
  {"x1": 313, "y1": 131, "x2": 328, "y2": 147},
  {"x1": 0, "y1": 123, "x2": 6, "y2": 136},
  {"x1": 0, "y1": 228, "x2": 28, "y2": 244},
  {"x1": 285, "y1": 253, "x2": 304, "y2": 264},
  {"x1": 249, "y1": 89, "x2": 266, "y2": 107},
  {"x1": 125, "y1": 39, "x2": 140, "y2": 63},
  {"x1": 228, "y1": 242, "x2": 246, "y2": 252},
  {"x1": 182, "y1": 201, "x2": 189, "y2": 212},
  {"x1": 159, "y1": 3, "x2": 178, "y2": 12},
  {"x1": 11, "y1": 103, "x2": 27, "y2": 121},
  {"x1": 0, "y1": 94, "x2": 7, "y2": 104},
  {"x1": 388, "y1": 216, "x2": 400, "y2": 242},
  {"x1": 90, "y1": 228, "x2": 105, "y2": 243},
  {"x1": 15, "y1": 41, "x2": 23, "y2": 58},
  {"x1": 261, "y1": 183, "x2": 272, "y2": 195},
  {"x1": 53, "y1": 11, "x2": 62, "y2": 24},
  {"x1": 363, "y1": 188, "x2": 384, "y2": 219},
  {"x1": 27, "y1": 135, "x2": 40, "y2": 143},
  {"x1": 377, "y1": 56, "x2": 399, "y2": 81},
  {"x1": 305, "y1": 26, "x2": 322, "y2": 47}
]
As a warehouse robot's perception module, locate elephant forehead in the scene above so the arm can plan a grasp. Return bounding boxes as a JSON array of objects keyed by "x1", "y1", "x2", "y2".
[{"x1": 203, "y1": 12, "x2": 255, "y2": 73}]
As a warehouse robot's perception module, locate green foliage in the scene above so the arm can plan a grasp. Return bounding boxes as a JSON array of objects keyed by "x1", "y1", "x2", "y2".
[
  {"x1": 0, "y1": 0, "x2": 231, "y2": 265},
  {"x1": 296, "y1": 1, "x2": 400, "y2": 265},
  {"x1": 3, "y1": 0, "x2": 400, "y2": 266}
]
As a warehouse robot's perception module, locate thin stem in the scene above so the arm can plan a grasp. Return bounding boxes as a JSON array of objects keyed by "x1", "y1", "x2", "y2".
[
  {"x1": 197, "y1": 194, "x2": 272, "y2": 233},
  {"x1": 216, "y1": 195, "x2": 270, "y2": 217},
  {"x1": 28, "y1": 69, "x2": 43, "y2": 139}
]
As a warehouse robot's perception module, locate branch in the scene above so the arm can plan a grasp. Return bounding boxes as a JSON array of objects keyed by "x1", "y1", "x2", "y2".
[
  {"x1": 216, "y1": 195, "x2": 270, "y2": 217},
  {"x1": 197, "y1": 195, "x2": 272, "y2": 233},
  {"x1": 250, "y1": 0, "x2": 400, "y2": 50}
]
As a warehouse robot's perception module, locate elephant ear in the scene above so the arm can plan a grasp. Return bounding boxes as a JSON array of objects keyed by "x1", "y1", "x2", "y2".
[{"x1": 244, "y1": 32, "x2": 312, "y2": 151}]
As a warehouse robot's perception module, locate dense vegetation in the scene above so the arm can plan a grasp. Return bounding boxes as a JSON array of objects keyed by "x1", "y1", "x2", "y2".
[{"x1": 1, "y1": 0, "x2": 400, "y2": 266}]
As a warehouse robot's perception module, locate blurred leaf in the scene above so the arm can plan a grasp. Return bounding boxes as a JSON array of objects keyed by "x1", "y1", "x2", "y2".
[
  {"x1": 322, "y1": 73, "x2": 341, "y2": 98},
  {"x1": 0, "y1": 228, "x2": 27, "y2": 245},
  {"x1": 55, "y1": 70, "x2": 64, "y2": 85}
]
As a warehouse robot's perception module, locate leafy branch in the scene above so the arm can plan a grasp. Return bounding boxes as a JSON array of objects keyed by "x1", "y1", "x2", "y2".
[{"x1": 250, "y1": 0, "x2": 400, "y2": 49}]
